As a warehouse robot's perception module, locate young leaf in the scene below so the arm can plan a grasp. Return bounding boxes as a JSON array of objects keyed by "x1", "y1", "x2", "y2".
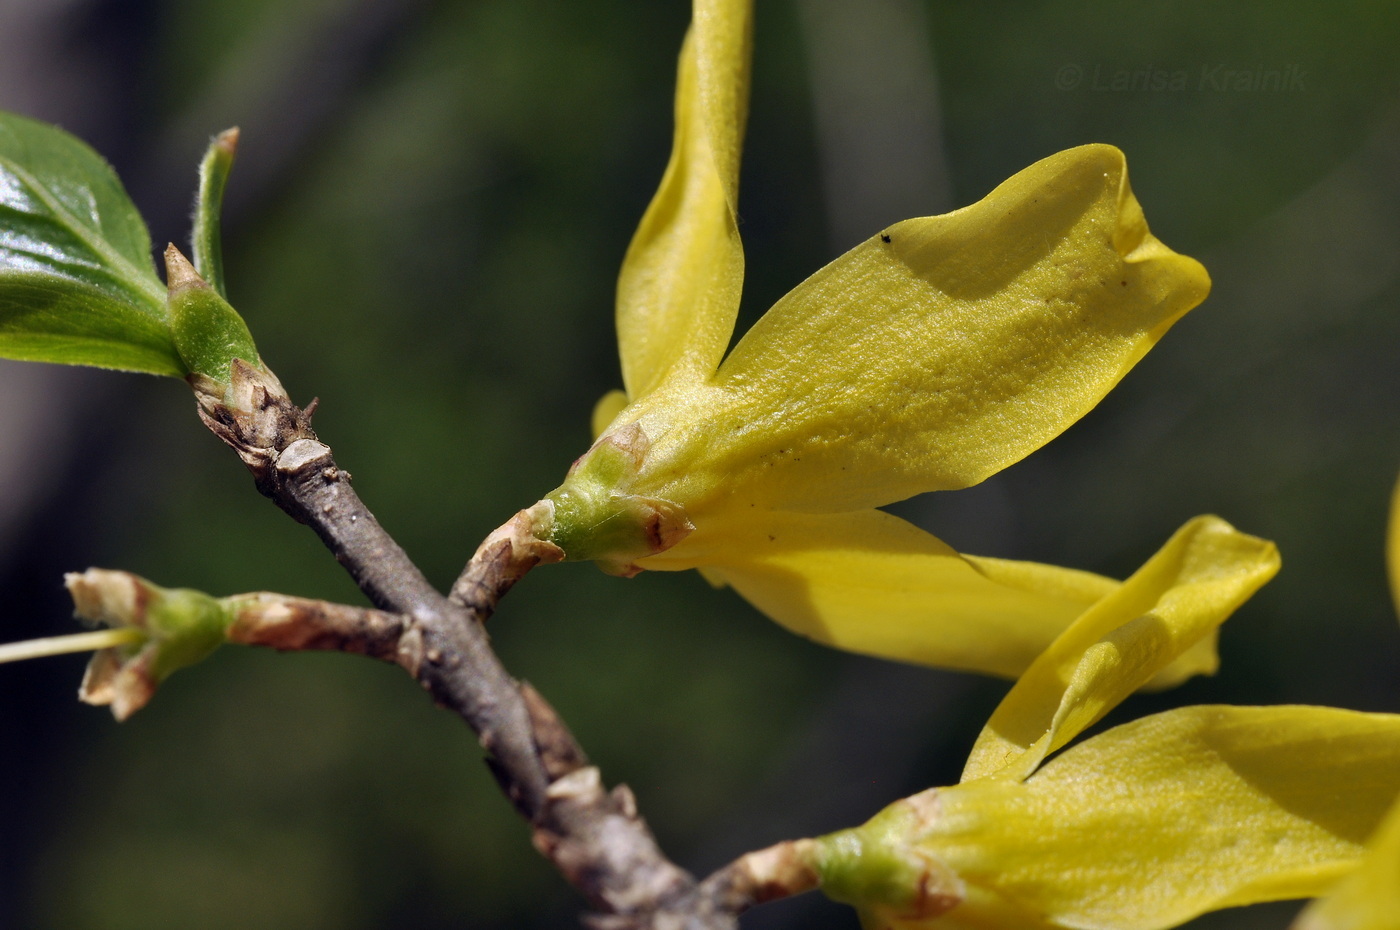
[
  {"x1": 192, "y1": 128, "x2": 238, "y2": 299},
  {"x1": 0, "y1": 111, "x2": 183, "y2": 376}
]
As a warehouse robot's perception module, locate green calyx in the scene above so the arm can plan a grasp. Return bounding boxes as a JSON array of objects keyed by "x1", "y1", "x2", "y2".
[
  {"x1": 811, "y1": 793, "x2": 964, "y2": 921},
  {"x1": 543, "y1": 425, "x2": 692, "y2": 576},
  {"x1": 140, "y1": 585, "x2": 233, "y2": 683}
]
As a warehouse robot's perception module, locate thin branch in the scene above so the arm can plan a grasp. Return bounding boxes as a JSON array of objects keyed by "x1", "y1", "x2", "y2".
[
  {"x1": 225, "y1": 593, "x2": 406, "y2": 659},
  {"x1": 191, "y1": 363, "x2": 788, "y2": 927}
]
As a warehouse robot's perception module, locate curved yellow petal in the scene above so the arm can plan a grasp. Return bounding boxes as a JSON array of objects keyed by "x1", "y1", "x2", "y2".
[
  {"x1": 645, "y1": 508, "x2": 1115, "y2": 679},
  {"x1": 962, "y1": 516, "x2": 1278, "y2": 783},
  {"x1": 818, "y1": 706, "x2": 1400, "y2": 930},
  {"x1": 614, "y1": 0, "x2": 752, "y2": 399},
  {"x1": 973, "y1": 553, "x2": 1220, "y2": 694},
  {"x1": 629, "y1": 145, "x2": 1209, "y2": 515},
  {"x1": 1294, "y1": 791, "x2": 1400, "y2": 930}
]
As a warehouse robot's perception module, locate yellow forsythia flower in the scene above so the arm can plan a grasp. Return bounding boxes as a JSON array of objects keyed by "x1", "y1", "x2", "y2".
[
  {"x1": 532, "y1": 0, "x2": 1215, "y2": 682},
  {"x1": 799, "y1": 518, "x2": 1400, "y2": 930}
]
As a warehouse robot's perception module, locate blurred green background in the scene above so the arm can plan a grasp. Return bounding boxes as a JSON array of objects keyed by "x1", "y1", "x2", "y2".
[{"x1": 2, "y1": 1, "x2": 1399, "y2": 927}]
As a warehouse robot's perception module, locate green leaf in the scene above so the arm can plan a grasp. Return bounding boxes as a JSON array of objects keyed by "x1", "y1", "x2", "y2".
[
  {"x1": 192, "y1": 128, "x2": 238, "y2": 299},
  {"x1": 0, "y1": 111, "x2": 184, "y2": 376}
]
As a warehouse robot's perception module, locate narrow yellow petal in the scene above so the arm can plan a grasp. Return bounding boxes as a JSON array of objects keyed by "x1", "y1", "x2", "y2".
[
  {"x1": 962, "y1": 516, "x2": 1278, "y2": 783},
  {"x1": 1295, "y1": 791, "x2": 1400, "y2": 930},
  {"x1": 644, "y1": 508, "x2": 1114, "y2": 679},
  {"x1": 631, "y1": 145, "x2": 1209, "y2": 515},
  {"x1": 614, "y1": 0, "x2": 752, "y2": 399},
  {"x1": 927, "y1": 706, "x2": 1400, "y2": 930},
  {"x1": 691, "y1": 0, "x2": 750, "y2": 204},
  {"x1": 1388, "y1": 474, "x2": 1400, "y2": 618}
]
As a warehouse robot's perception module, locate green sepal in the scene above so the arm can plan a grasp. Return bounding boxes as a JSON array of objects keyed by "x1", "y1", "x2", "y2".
[{"x1": 0, "y1": 110, "x2": 184, "y2": 375}]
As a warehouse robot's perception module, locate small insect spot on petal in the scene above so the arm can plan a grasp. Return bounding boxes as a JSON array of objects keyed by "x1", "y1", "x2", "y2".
[
  {"x1": 880, "y1": 233, "x2": 892, "y2": 244},
  {"x1": 768, "y1": 535, "x2": 776, "y2": 542}
]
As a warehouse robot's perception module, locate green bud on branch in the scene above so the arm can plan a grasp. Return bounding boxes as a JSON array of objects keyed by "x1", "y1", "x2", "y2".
[{"x1": 165, "y1": 244, "x2": 269, "y2": 392}]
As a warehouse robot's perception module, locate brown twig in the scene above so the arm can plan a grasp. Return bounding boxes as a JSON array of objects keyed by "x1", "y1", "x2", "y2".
[{"x1": 192, "y1": 364, "x2": 807, "y2": 927}]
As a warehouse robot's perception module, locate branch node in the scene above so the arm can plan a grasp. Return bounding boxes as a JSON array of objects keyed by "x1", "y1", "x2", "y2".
[
  {"x1": 546, "y1": 765, "x2": 605, "y2": 802},
  {"x1": 396, "y1": 624, "x2": 425, "y2": 676},
  {"x1": 276, "y1": 438, "x2": 332, "y2": 474}
]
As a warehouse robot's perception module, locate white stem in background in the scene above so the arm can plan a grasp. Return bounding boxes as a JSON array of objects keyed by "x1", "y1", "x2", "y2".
[{"x1": 0, "y1": 627, "x2": 142, "y2": 664}]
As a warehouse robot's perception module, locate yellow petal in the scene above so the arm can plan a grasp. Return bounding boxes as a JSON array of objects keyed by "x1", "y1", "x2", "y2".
[
  {"x1": 962, "y1": 516, "x2": 1278, "y2": 783},
  {"x1": 614, "y1": 0, "x2": 752, "y2": 399},
  {"x1": 940, "y1": 706, "x2": 1400, "y2": 930},
  {"x1": 1388, "y1": 474, "x2": 1400, "y2": 618},
  {"x1": 644, "y1": 507, "x2": 1116, "y2": 679},
  {"x1": 975, "y1": 555, "x2": 1221, "y2": 695},
  {"x1": 1294, "y1": 790, "x2": 1400, "y2": 930},
  {"x1": 628, "y1": 145, "x2": 1210, "y2": 516},
  {"x1": 821, "y1": 706, "x2": 1400, "y2": 930}
]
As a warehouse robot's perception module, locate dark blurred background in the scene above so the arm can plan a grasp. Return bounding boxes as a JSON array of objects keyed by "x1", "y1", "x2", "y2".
[{"x1": 2, "y1": 1, "x2": 1399, "y2": 927}]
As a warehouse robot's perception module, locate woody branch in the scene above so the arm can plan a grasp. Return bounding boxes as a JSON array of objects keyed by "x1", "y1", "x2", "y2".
[{"x1": 189, "y1": 363, "x2": 811, "y2": 927}]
